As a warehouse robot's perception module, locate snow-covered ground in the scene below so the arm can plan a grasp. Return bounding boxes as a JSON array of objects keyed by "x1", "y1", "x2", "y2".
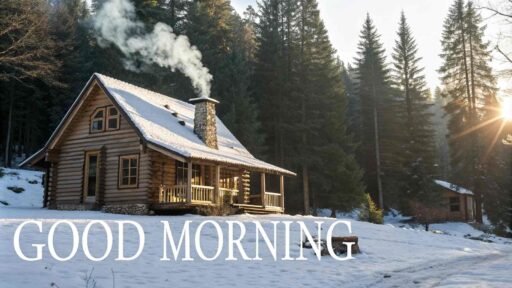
[
  {"x1": 1, "y1": 168, "x2": 512, "y2": 287},
  {"x1": 0, "y1": 167, "x2": 44, "y2": 208}
]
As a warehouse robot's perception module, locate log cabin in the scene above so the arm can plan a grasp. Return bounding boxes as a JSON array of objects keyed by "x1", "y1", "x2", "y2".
[{"x1": 20, "y1": 73, "x2": 295, "y2": 215}]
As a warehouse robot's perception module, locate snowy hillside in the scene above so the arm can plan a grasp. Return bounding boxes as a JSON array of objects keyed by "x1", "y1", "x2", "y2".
[
  {"x1": 0, "y1": 168, "x2": 44, "y2": 208},
  {"x1": 1, "y1": 169, "x2": 511, "y2": 287}
]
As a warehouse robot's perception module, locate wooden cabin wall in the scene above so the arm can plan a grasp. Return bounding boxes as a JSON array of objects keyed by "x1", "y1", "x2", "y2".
[
  {"x1": 439, "y1": 190, "x2": 468, "y2": 221},
  {"x1": 149, "y1": 150, "x2": 177, "y2": 203},
  {"x1": 51, "y1": 84, "x2": 151, "y2": 206}
]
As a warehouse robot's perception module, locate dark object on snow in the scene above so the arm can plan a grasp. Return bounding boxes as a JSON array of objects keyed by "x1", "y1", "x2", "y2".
[
  {"x1": 317, "y1": 236, "x2": 361, "y2": 256},
  {"x1": 7, "y1": 186, "x2": 25, "y2": 193},
  {"x1": 28, "y1": 179, "x2": 38, "y2": 184},
  {"x1": 329, "y1": 236, "x2": 360, "y2": 255},
  {"x1": 383, "y1": 274, "x2": 391, "y2": 278},
  {"x1": 0, "y1": 200, "x2": 8, "y2": 206},
  {"x1": 301, "y1": 237, "x2": 324, "y2": 249}
]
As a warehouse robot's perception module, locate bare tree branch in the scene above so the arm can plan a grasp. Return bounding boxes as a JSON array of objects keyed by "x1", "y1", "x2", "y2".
[
  {"x1": 496, "y1": 45, "x2": 512, "y2": 64},
  {"x1": 0, "y1": 0, "x2": 61, "y2": 86},
  {"x1": 479, "y1": 6, "x2": 512, "y2": 18}
]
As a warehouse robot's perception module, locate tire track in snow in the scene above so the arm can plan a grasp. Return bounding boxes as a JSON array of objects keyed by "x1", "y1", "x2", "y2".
[{"x1": 362, "y1": 250, "x2": 510, "y2": 287}]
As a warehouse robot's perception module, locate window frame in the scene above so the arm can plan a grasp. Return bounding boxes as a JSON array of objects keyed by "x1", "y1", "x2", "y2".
[
  {"x1": 449, "y1": 196, "x2": 460, "y2": 212},
  {"x1": 90, "y1": 107, "x2": 106, "y2": 133},
  {"x1": 83, "y1": 150, "x2": 100, "y2": 202},
  {"x1": 106, "y1": 106, "x2": 120, "y2": 131},
  {"x1": 118, "y1": 154, "x2": 140, "y2": 189},
  {"x1": 175, "y1": 161, "x2": 202, "y2": 185},
  {"x1": 220, "y1": 168, "x2": 239, "y2": 190},
  {"x1": 90, "y1": 105, "x2": 121, "y2": 134},
  {"x1": 176, "y1": 161, "x2": 187, "y2": 185}
]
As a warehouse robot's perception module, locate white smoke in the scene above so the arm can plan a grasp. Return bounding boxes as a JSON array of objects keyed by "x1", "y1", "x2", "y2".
[{"x1": 93, "y1": 0, "x2": 212, "y2": 97}]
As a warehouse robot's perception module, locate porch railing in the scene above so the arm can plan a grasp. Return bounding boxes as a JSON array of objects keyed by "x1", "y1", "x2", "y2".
[
  {"x1": 191, "y1": 185, "x2": 215, "y2": 203},
  {"x1": 159, "y1": 184, "x2": 214, "y2": 204},
  {"x1": 158, "y1": 185, "x2": 283, "y2": 209},
  {"x1": 264, "y1": 192, "x2": 281, "y2": 208},
  {"x1": 159, "y1": 184, "x2": 187, "y2": 203}
]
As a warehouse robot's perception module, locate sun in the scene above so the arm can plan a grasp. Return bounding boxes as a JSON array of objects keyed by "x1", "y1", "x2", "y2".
[{"x1": 501, "y1": 97, "x2": 512, "y2": 121}]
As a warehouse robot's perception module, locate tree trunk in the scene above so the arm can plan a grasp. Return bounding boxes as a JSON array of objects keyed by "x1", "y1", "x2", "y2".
[
  {"x1": 474, "y1": 192, "x2": 483, "y2": 223},
  {"x1": 370, "y1": 54, "x2": 384, "y2": 210},
  {"x1": 4, "y1": 86, "x2": 14, "y2": 168},
  {"x1": 303, "y1": 164, "x2": 310, "y2": 215},
  {"x1": 374, "y1": 106, "x2": 384, "y2": 210}
]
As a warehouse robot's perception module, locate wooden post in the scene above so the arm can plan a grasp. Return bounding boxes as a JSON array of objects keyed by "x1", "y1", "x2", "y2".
[
  {"x1": 463, "y1": 195, "x2": 468, "y2": 222},
  {"x1": 43, "y1": 163, "x2": 50, "y2": 208},
  {"x1": 280, "y1": 175, "x2": 285, "y2": 211},
  {"x1": 260, "y1": 173, "x2": 266, "y2": 207},
  {"x1": 237, "y1": 169, "x2": 244, "y2": 204},
  {"x1": 214, "y1": 165, "x2": 220, "y2": 204},
  {"x1": 187, "y1": 160, "x2": 193, "y2": 203},
  {"x1": 49, "y1": 162, "x2": 58, "y2": 209}
]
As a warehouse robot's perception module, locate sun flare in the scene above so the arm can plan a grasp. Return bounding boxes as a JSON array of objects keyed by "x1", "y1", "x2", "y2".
[{"x1": 501, "y1": 97, "x2": 512, "y2": 121}]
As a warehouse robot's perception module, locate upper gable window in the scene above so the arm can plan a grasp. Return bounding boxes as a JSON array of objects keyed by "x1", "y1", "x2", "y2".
[
  {"x1": 107, "y1": 107, "x2": 120, "y2": 130},
  {"x1": 91, "y1": 108, "x2": 105, "y2": 133},
  {"x1": 91, "y1": 106, "x2": 120, "y2": 133}
]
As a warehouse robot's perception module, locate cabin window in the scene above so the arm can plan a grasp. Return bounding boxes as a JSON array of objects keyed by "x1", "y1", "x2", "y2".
[
  {"x1": 107, "y1": 107, "x2": 120, "y2": 130},
  {"x1": 91, "y1": 106, "x2": 120, "y2": 133},
  {"x1": 91, "y1": 108, "x2": 105, "y2": 132},
  {"x1": 449, "y1": 197, "x2": 460, "y2": 212},
  {"x1": 119, "y1": 155, "x2": 139, "y2": 188},
  {"x1": 176, "y1": 161, "x2": 201, "y2": 185}
]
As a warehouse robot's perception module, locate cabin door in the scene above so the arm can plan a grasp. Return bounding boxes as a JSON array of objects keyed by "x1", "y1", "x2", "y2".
[{"x1": 84, "y1": 151, "x2": 100, "y2": 202}]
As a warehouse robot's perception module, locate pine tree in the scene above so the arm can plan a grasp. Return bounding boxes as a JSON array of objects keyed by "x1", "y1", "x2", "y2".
[
  {"x1": 295, "y1": 0, "x2": 365, "y2": 214},
  {"x1": 343, "y1": 63, "x2": 361, "y2": 146},
  {"x1": 221, "y1": 11, "x2": 265, "y2": 155},
  {"x1": 254, "y1": 0, "x2": 298, "y2": 166},
  {"x1": 439, "y1": 0, "x2": 498, "y2": 223},
  {"x1": 431, "y1": 87, "x2": 451, "y2": 179},
  {"x1": 49, "y1": 0, "x2": 94, "y2": 126},
  {"x1": 254, "y1": 0, "x2": 365, "y2": 214},
  {"x1": 184, "y1": 1, "x2": 266, "y2": 154},
  {"x1": 354, "y1": 14, "x2": 394, "y2": 209},
  {"x1": 391, "y1": 12, "x2": 437, "y2": 211}
]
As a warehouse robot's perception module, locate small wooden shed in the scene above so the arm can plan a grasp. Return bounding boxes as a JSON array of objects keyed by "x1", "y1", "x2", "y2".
[{"x1": 433, "y1": 180, "x2": 475, "y2": 222}]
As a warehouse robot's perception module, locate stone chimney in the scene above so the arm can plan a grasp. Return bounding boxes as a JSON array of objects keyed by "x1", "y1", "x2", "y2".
[{"x1": 189, "y1": 96, "x2": 219, "y2": 149}]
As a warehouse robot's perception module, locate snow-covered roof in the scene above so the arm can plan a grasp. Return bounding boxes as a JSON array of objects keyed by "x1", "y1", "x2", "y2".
[
  {"x1": 21, "y1": 73, "x2": 294, "y2": 176},
  {"x1": 434, "y1": 180, "x2": 474, "y2": 196}
]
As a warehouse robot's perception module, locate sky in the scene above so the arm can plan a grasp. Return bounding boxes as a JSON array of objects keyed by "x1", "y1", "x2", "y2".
[{"x1": 231, "y1": 0, "x2": 511, "y2": 94}]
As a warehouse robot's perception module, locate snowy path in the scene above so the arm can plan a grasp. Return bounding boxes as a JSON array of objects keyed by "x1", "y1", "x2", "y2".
[{"x1": 364, "y1": 250, "x2": 512, "y2": 287}]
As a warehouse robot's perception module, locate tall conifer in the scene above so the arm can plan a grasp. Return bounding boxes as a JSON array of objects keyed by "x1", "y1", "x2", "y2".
[
  {"x1": 354, "y1": 15, "x2": 393, "y2": 209},
  {"x1": 391, "y1": 12, "x2": 437, "y2": 210},
  {"x1": 440, "y1": 0, "x2": 498, "y2": 222}
]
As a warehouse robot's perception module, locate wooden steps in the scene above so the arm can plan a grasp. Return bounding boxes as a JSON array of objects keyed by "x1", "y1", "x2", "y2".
[{"x1": 232, "y1": 204, "x2": 283, "y2": 215}]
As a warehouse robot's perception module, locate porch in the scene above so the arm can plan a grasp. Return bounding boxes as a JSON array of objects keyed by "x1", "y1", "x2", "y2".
[{"x1": 150, "y1": 155, "x2": 285, "y2": 213}]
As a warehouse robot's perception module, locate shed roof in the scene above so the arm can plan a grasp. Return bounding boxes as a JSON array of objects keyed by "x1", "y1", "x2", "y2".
[{"x1": 434, "y1": 180, "x2": 474, "y2": 196}]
